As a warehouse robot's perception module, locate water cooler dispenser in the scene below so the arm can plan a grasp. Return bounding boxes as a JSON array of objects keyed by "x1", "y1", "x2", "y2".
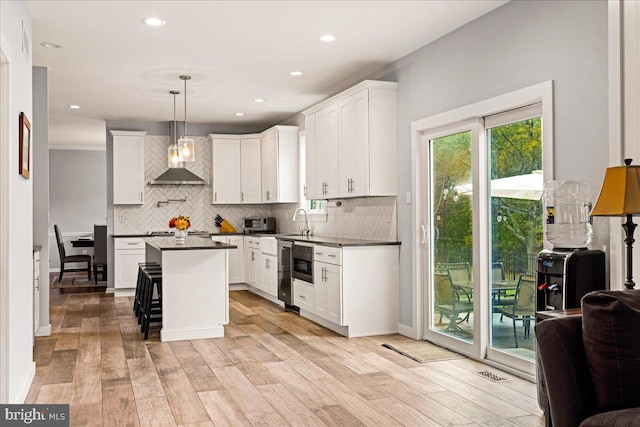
[{"x1": 536, "y1": 249, "x2": 606, "y2": 311}]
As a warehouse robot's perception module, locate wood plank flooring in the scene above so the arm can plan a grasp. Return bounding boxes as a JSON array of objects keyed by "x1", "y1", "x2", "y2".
[{"x1": 27, "y1": 289, "x2": 544, "y2": 426}]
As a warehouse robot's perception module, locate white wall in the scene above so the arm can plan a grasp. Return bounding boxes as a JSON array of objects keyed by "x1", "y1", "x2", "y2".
[{"x1": 0, "y1": 0, "x2": 36, "y2": 403}]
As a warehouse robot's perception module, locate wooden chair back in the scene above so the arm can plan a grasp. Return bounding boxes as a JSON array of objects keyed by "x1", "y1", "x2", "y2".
[{"x1": 54, "y1": 224, "x2": 66, "y2": 260}]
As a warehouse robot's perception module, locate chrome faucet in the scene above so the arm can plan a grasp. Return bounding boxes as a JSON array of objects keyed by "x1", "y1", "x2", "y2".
[{"x1": 291, "y1": 208, "x2": 311, "y2": 237}]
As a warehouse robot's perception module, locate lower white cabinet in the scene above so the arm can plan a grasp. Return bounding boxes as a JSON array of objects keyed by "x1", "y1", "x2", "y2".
[
  {"x1": 244, "y1": 236, "x2": 261, "y2": 287},
  {"x1": 295, "y1": 243, "x2": 399, "y2": 338},
  {"x1": 114, "y1": 238, "x2": 145, "y2": 290},
  {"x1": 212, "y1": 235, "x2": 245, "y2": 284},
  {"x1": 262, "y1": 254, "x2": 277, "y2": 297}
]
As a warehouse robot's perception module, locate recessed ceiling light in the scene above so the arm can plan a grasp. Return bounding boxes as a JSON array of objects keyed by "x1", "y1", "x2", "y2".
[
  {"x1": 253, "y1": 98, "x2": 265, "y2": 103},
  {"x1": 40, "y1": 42, "x2": 62, "y2": 49},
  {"x1": 142, "y1": 17, "x2": 166, "y2": 26},
  {"x1": 235, "y1": 112, "x2": 245, "y2": 117},
  {"x1": 319, "y1": 34, "x2": 337, "y2": 42},
  {"x1": 290, "y1": 71, "x2": 304, "y2": 77},
  {"x1": 68, "y1": 105, "x2": 80, "y2": 109}
]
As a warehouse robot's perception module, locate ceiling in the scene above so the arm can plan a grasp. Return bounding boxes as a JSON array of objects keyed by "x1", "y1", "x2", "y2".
[{"x1": 29, "y1": 0, "x2": 507, "y2": 149}]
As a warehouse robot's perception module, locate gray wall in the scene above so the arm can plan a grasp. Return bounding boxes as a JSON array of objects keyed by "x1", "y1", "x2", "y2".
[
  {"x1": 381, "y1": 0, "x2": 609, "y2": 327},
  {"x1": 32, "y1": 66, "x2": 50, "y2": 330},
  {"x1": 49, "y1": 149, "x2": 107, "y2": 268}
]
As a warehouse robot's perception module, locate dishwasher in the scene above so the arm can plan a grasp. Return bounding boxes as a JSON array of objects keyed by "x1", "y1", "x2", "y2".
[{"x1": 277, "y1": 240, "x2": 298, "y2": 312}]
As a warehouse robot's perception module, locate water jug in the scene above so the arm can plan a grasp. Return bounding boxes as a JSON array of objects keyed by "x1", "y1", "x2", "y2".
[{"x1": 544, "y1": 180, "x2": 593, "y2": 250}]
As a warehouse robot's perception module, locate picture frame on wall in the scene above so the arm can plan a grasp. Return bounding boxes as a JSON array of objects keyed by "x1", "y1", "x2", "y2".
[{"x1": 19, "y1": 112, "x2": 31, "y2": 179}]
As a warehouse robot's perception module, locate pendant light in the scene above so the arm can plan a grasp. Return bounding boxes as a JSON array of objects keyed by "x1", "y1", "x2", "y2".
[
  {"x1": 167, "y1": 90, "x2": 184, "y2": 167},
  {"x1": 178, "y1": 75, "x2": 195, "y2": 162}
]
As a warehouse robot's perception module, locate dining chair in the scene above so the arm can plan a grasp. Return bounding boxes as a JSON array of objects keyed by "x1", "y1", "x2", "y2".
[
  {"x1": 54, "y1": 224, "x2": 92, "y2": 283},
  {"x1": 497, "y1": 274, "x2": 536, "y2": 347},
  {"x1": 436, "y1": 262, "x2": 472, "y2": 285},
  {"x1": 93, "y1": 224, "x2": 107, "y2": 283},
  {"x1": 434, "y1": 270, "x2": 474, "y2": 333}
]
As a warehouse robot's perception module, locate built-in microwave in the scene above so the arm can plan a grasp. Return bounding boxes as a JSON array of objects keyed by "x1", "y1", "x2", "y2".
[
  {"x1": 243, "y1": 217, "x2": 276, "y2": 233},
  {"x1": 292, "y1": 243, "x2": 313, "y2": 284}
]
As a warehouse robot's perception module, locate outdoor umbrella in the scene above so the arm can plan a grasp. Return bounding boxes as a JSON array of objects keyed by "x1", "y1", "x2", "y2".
[{"x1": 454, "y1": 170, "x2": 543, "y2": 201}]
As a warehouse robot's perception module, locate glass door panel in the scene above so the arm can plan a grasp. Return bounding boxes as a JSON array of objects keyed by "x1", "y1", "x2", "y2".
[
  {"x1": 430, "y1": 131, "x2": 474, "y2": 343},
  {"x1": 488, "y1": 117, "x2": 543, "y2": 360}
]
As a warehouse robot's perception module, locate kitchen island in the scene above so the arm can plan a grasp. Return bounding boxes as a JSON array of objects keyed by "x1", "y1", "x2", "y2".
[{"x1": 144, "y1": 236, "x2": 237, "y2": 342}]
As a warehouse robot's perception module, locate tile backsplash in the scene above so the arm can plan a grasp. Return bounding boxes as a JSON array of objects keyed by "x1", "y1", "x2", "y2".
[{"x1": 114, "y1": 134, "x2": 397, "y2": 241}]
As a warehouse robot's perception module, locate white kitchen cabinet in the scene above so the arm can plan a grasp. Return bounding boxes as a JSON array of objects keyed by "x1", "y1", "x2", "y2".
[
  {"x1": 261, "y1": 125, "x2": 299, "y2": 203},
  {"x1": 241, "y1": 138, "x2": 262, "y2": 203},
  {"x1": 114, "y1": 238, "x2": 145, "y2": 295},
  {"x1": 211, "y1": 138, "x2": 241, "y2": 204},
  {"x1": 211, "y1": 235, "x2": 244, "y2": 284},
  {"x1": 294, "y1": 242, "x2": 399, "y2": 338},
  {"x1": 210, "y1": 135, "x2": 261, "y2": 204},
  {"x1": 307, "y1": 104, "x2": 340, "y2": 199},
  {"x1": 303, "y1": 80, "x2": 397, "y2": 199},
  {"x1": 262, "y1": 254, "x2": 278, "y2": 297},
  {"x1": 243, "y1": 236, "x2": 261, "y2": 287},
  {"x1": 111, "y1": 130, "x2": 146, "y2": 205}
]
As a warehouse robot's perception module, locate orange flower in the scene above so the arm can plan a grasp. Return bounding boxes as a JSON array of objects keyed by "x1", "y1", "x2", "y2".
[{"x1": 169, "y1": 215, "x2": 191, "y2": 230}]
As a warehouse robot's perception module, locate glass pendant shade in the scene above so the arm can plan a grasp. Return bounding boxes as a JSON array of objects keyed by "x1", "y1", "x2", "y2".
[
  {"x1": 179, "y1": 137, "x2": 195, "y2": 162},
  {"x1": 168, "y1": 144, "x2": 183, "y2": 167}
]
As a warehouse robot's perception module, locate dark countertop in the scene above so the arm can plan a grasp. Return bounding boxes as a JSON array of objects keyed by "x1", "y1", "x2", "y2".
[
  {"x1": 144, "y1": 236, "x2": 237, "y2": 251},
  {"x1": 276, "y1": 235, "x2": 401, "y2": 247},
  {"x1": 112, "y1": 232, "x2": 246, "y2": 238}
]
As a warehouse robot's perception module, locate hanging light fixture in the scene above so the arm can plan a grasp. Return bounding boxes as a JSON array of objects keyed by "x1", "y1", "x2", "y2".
[
  {"x1": 167, "y1": 90, "x2": 183, "y2": 167},
  {"x1": 178, "y1": 75, "x2": 195, "y2": 162}
]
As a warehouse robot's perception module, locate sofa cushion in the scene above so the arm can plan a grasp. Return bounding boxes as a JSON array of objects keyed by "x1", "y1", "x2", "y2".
[
  {"x1": 579, "y1": 407, "x2": 640, "y2": 426},
  {"x1": 582, "y1": 290, "x2": 640, "y2": 412}
]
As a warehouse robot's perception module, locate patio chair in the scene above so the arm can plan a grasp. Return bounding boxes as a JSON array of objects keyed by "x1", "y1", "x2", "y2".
[
  {"x1": 434, "y1": 270, "x2": 474, "y2": 333},
  {"x1": 436, "y1": 262, "x2": 472, "y2": 285},
  {"x1": 497, "y1": 274, "x2": 536, "y2": 347}
]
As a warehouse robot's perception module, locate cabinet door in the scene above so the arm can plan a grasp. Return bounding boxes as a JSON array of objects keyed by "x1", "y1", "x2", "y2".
[
  {"x1": 241, "y1": 138, "x2": 262, "y2": 203},
  {"x1": 212, "y1": 138, "x2": 241, "y2": 204},
  {"x1": 227, "y1": 236, "x2": 245, "y2": 284},
  {"x1": 315, "y1": 104, "x2": 340, "y2": 199},
  {"x1": 113, "y1": 134, "x2": 145, "y2": 204},
  {"x1": 244, "y1": 246, "x2": 258, "y2": 286},
  {"x1": 305, "y1": 114, "x2": 320, "y2": 199},
  {"x1": 261, "y1": 131, "x2": 277, "y2": 202},
  {"x1": 262, "y1": 254, "x2": 277, "y2": 297},
  {"x1": 314, "y1": 261, "x2": 342, "y2": 325},
  {"x1": 254, "y1": 252, "x2": 264, "y2": 290},
  {"x1": 339, "y1": 89, "x2": 369, "y2": 197},
  {"x1": 114, "y1": 249, "x2": 145, "y2": 289}
]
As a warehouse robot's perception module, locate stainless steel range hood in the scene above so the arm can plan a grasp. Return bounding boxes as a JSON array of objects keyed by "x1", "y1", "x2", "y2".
[{"x1": 148, "y1": 167, "x2": 207, "y2": 185}]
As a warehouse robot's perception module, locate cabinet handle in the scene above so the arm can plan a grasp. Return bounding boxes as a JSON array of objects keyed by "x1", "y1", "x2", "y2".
[
  {"x1": 304, "y1": 185, "x2": 307, "y2": 197},
  {"x1": 241, "y1": 192, "x2": 244, "y2": 202},
  {"x1": 316, "y1": 252, "x2": 324, "y2": 256},
  {"x1": 127, "y1": 242, "x2": 138, "y2": 245},
  {"x1": 328, "y1": 254, "x2": 336, "y2": 258},
  {"x1": 140, "y1": 191, "x2": 144, "y2": 201},
  {"x1": 299, "y1": 295, "x2": 306, "y2": 300},
  {"x1": 251, "y1": 251, "x2": 255, "y2": 261},
  {"x1": 266, "y1": 190, "x2": 270, "y2": 200},
  {"x1": 266, "y1": 259, "x2": 270, "y2": 269},
  {"x1": 214, "y1": 192, "x2": 217, "y2": 202}
]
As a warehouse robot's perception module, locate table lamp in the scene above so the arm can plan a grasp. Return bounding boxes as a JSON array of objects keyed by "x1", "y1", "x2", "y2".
[{"x1": 591, "y1": 159, "x2": 640, "y2": 289}]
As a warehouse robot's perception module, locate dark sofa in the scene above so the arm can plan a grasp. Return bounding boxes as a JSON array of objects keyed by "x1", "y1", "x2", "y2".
[{"x1": 535, "y1": 290, "x2": 640, "y2": 427}]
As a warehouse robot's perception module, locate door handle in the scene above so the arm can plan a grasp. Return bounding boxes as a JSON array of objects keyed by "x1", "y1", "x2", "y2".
[{"x1": 421, "y1": 225, "x2": 427, "y2": 245}]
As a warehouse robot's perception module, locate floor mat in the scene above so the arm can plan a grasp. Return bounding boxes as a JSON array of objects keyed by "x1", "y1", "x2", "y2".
[
  {"x1": 382, "y1": 341, "x2": 465, "y2": 363},
  {"x1": 50, "y1": 272, "x2": 105, "y2": 288}
]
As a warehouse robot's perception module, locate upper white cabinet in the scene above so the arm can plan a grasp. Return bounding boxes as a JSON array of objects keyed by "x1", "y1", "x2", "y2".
[
  {"x1": 261, "y1": 125, "x2": 299, "y2": 203},
  {"x1": 210, "y1": 135, "x2": 261, "y2": 204},
  {"x1": 111, "y1": 130, "x2": 146, "y2": 205},
  {"x1": 303, "y1": 80, "x2": 397, "y2": 199}
]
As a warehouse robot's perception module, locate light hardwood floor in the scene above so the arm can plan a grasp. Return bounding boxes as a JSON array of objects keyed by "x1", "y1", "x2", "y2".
[{"x1": 27, "y1": 289, "x2": 544, "y2": 426}]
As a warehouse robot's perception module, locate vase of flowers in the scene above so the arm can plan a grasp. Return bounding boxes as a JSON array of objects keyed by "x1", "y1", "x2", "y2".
[{"x1": 169, "y1": 215, "x2": 191, "y2": 242}]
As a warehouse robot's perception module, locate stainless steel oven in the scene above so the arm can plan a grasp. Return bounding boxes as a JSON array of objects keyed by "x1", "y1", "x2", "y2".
[
  {"x1": 292, "y1": 242, "x2": 313, "y2": 284},
  {"x1": 278, "y1": 240, "x2": 293, "y2": 305}
]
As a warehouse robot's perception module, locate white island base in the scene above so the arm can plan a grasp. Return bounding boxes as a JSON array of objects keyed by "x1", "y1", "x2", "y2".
[{"x1": 145, "y1": 238, "x2": 234, "y2": 342}]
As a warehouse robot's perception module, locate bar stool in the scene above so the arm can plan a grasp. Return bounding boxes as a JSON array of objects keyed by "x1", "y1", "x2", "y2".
[
  {"x1": 134, "y1": 263, "x2": 161, "y2": 322},
  {"x1": 140, "y1": 268, "x2": 163, "y2": 340}
]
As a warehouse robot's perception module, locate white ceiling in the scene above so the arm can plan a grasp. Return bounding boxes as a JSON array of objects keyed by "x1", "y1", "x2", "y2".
[{"x1": 29, "y1": 0, "x2": 507, "y2": 149}]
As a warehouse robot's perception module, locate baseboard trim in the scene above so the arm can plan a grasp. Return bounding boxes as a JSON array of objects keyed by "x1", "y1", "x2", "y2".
[
  {"x1": 14, "y1": 362, "x2": 36, "y2": 403},
  {"x1": 114, "y1": 288, "x2": 134, "y2": 298},
  {"x1": 105, "y1": 288, "x2": 115, "y2": 294},
  {"x1": 35, "y1": 324, "x2": 51, "y2": 337}
]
